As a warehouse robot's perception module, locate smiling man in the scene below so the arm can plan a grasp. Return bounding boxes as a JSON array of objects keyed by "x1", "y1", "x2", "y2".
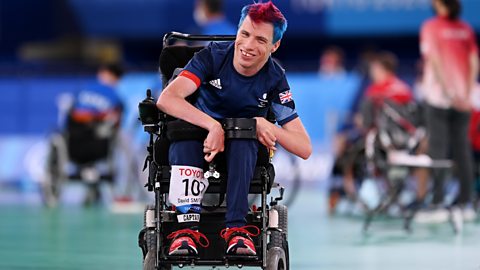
[{"x1": 157, "y1": 1, "x2": 311, "y2": 256}]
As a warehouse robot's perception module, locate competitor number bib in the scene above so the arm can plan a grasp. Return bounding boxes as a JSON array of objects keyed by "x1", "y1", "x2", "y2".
[{"x1": 168, "y1": 165, "x2": 209, "y2": 207}]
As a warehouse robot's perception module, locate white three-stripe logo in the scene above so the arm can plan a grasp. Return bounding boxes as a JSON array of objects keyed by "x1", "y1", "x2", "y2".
[{"x1": 209, "y1": 79, "x2": 222, "y2": 89}]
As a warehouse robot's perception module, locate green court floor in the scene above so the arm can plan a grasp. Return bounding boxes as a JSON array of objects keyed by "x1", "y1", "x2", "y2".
[{"x1": 1, "y1": 188, "x2": 479, "y2": 269}]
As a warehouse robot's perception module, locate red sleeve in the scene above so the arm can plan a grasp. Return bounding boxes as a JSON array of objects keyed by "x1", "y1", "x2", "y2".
[{"x1": 179, "y1": 70, "x2": 201, "y2": 88}]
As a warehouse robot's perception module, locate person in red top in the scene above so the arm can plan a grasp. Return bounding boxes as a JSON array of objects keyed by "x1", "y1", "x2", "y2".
[
  {"x1": 365, "y1": 53, "x2": 412, "y2": 103},
  {"x1": 418, "y1": 0, "x2": 479, "y2": 221},
  {"x1": 328, "y1": 52, "x2": 413, "y2": 213},
  {"x1": 361, "y1": 51, "x2": 414, "y2": 129}
]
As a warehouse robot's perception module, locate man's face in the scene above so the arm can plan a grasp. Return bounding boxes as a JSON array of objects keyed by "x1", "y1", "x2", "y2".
[
  {"x1": 233, "y1": 15, "x2": 280, "y2": 76},
  {"x1": 369, "y1": 61, "x2": 388, "y2": 83}
]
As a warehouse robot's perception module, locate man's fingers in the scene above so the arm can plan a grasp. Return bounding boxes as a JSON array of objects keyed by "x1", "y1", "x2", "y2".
[
  {"x1": 258, "y1": 135, "x2": 276, "y2": 151},
  {"x1": 260, "y1": 130, "x2": 275, "y2": 143},
  {"x1": 204, "y1": 150, "x2": 218, "y2": 162},
  {"x1": 263, "y1": 132, "x2": 276, "y2": 147},
  {"x1": 258, "y1": 136, "x2": 268, "y2": 148}
]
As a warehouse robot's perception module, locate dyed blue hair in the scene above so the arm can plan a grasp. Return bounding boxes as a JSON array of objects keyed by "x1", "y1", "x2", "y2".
[{"x1": 238, "y1": 2, "x2": 288, "y2": 44}]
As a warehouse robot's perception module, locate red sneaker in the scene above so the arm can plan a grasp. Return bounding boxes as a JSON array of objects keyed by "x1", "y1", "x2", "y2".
[
  {"x1": 220, "y1": 225, "x2": 260, "y2": 255},
  {"x1": 167, "y1": 229, "x2": 209, "y2": 256}
]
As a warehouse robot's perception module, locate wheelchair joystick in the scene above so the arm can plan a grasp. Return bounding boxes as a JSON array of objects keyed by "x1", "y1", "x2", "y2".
[{"x1": 138, "y1": 89, "x2": 160, "y2": 133}]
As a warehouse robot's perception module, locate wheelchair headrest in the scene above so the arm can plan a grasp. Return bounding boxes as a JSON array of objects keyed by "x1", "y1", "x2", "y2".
[{"x1": 159, "y1": 46, "x2": 204, "y2": 83}]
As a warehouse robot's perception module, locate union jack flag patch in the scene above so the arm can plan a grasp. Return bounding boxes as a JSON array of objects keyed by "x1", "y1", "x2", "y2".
[{"x1": 279, "y1": 90, "x2": 293, "y2": 104}]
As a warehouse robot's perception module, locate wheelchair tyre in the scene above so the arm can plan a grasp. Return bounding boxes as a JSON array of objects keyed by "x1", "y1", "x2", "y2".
[
  {"x1": 266, "y1": 247, "x2": 287, "y2": 270},
  {"x1": 143, "y1": 249, "x2": 172, "y2": 270},
  {"x1": 144, "y1": 230, "x2": 156, "y2": 253},
  {"x1": 272, "y1": 205, "x2": 288, "y2": 236},
  {"x1": 143, "y1": 205, "x2": 157, "y2": 252},
  {"x1": 269, "y1": 205, "x2": 288, "y2": 248},
  {"x1": 268, "y1": 205, "x2": 289, "y2": 269},
  {"x1": 42, "y1": 139, "x2": 66, "y2": 207}
]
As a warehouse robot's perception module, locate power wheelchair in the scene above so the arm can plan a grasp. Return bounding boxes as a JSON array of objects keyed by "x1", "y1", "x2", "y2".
[
  {"x1": 337, "y1": 99, "x2": 452, "y2": 232},
  {"x1": 137, "y1": 33, "x2": 289, "y2": 270},
  {"x1": 42, "y1": 97, "x2": 141, "y2": 207},
  {"x1": 42, "y1": 111, "x2": 120, "y2": 206}
]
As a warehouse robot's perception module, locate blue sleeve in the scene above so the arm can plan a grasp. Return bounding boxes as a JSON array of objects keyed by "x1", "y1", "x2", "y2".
[
  {"x1": 271, "y1": 75, "x2": 298, "y2": 126},
  {"x1": 183, "y1": 44, "x2": 214, "y2": 83}
]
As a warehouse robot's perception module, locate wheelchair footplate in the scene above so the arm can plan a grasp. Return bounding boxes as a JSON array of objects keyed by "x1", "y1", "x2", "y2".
[
  {"x1": 224, "y1": 254, "x2": 259, "y2": 261},
  {"x1": 163, "y1": 255, "x2": 260, "y2": 268},
  {"x1": 160, "y1": 208, "x2": 263, "y2": 268}
]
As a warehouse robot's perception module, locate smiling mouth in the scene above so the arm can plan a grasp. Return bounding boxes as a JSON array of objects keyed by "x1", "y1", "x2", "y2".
[{"x1": 240, "y1": 49, "x2": 254, "y2": 57}]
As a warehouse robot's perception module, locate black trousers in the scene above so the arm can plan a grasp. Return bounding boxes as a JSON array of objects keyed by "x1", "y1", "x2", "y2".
[{"x1": 426, "y1": 104, "x2": 474, "y2": 205}]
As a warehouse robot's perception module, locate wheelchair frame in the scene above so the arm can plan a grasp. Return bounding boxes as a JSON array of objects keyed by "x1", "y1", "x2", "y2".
[
  {"x1": 137, "y1": 33, "x2": 290, "y2": 270},
  {"x1": 42, "y1": 119, "x2": 123, "y2": 206},
  {"x1": 358, "y1": 101, "x2": 453, "y2": 232}
]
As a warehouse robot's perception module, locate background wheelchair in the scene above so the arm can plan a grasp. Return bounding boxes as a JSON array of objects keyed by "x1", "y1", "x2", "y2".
[
  {"x1": 41, "y1": 107, "x2": 139, "y2": 207},
  {"x1": 137, "y1": 33, "x2": 289, "y2": 270},
  {"x1": 352, "y1": 99, "x2": 451, "y2": 232}
]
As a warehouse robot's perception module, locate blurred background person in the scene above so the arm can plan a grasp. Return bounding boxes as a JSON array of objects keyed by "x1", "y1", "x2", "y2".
[
  {"x1": 329, "y1": 51, "x2": 414, "y2": 214},
  {"x1": 361, "y1": 51, "x2": 413, "y2": 112},
  {"x1": 318, "y1": 46, "x2": 347, "y2": 79},
  {"x1": 64, "y1": 63, "x2": 125, "y2": 205},
  {"x1": 69, "y1": 63, "x2": 124, "y2": 127},
  {"x1": 193, "y1": 0, "x2": 236, "y2": 35},
  {"x1": 417, "y1": 0, "x2": 479, "y2": 222}
]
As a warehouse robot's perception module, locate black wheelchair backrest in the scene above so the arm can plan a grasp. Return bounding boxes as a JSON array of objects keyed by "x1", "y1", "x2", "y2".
[
  {"x1": 159, "y1": 32, "x2": 236, "y2": 88},
  {"x1": 159, "y1": 46, "x2": 204, "y2": 88}
]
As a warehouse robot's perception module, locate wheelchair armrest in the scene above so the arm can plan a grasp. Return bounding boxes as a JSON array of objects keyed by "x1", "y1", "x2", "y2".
[
  {"x1": 166, "y1": 118, "x2": 257, "y2": 141},
  {"x1": 222, "y1": 118, "x2": 256, "y2": 139}
]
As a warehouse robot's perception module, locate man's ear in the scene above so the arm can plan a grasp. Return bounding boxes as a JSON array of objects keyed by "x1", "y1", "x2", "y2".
[{"x1": 271, "y1": 40, "x2": 281, "y2": 54}]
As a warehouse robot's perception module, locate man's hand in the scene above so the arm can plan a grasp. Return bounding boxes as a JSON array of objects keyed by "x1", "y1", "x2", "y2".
[
  {"x1": 203, "y1": 121, "x2": 225, "y2": 162},
  {"x1": 451, "y1": 95, "x2": 472, "y2": 112},
  {"x1": 254, "y1": 117, "x2": 277, "y2": 151}
]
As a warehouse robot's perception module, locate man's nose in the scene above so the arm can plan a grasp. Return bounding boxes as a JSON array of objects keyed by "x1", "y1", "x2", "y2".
[{"x1": 244, "y1": 37, "x2": 255, "y2": 50}]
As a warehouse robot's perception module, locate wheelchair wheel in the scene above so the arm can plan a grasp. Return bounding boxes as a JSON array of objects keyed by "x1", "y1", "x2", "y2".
[
  {"x1": 266, "y1": 247, "x2": 287, "y2": 270},
  {"x1": 143, "y1": 249, "x2": 172, "y2": 270},
  {"x1": 143, "y1": 205, "x2": 156, "y2": 252},
  {"x1": 269, "y1": 205, "x2": 288, "y2": 247},
  {"x1": 268, "y1": 204, "x2": 289, "y2": 269},
  {"x1": 42, "y1": 134, "x2": 68, "y2": 207}
]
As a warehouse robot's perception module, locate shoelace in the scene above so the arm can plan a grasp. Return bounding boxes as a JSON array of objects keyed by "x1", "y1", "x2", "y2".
[
  {"x1": 220, "y1": 225, "x2": 260, "y2": 241},
  {"x1": 167, "y1": 229, "x2": 210, "y2": 247}
]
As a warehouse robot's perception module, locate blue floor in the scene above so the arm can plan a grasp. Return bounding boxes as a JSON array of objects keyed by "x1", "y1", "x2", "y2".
[{"x1": 0, "y1": 186, "x2": 479, "y2": 269}]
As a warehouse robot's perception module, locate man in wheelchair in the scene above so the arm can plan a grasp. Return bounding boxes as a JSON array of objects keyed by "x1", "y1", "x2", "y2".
[
  {"x1": 155, "y1": 1, "x2": 311, "y2": 259},
  {"x1": 68, "y1": 63, "x2": 124, "y2": 164},
  {"x1": 329, "y1": 52, "x2": 425, "y2": 217},
  {"x1": 43, "y1": 63, "x2": 124, "y2": 206}
]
